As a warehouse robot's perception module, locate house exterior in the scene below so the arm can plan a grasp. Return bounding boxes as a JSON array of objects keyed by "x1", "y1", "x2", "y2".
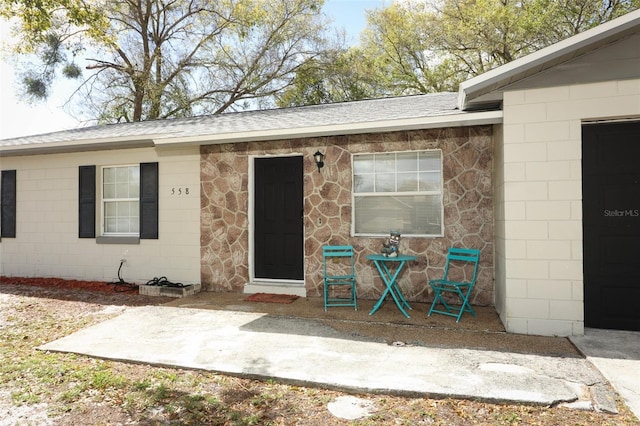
[
  {"x1": 0, "y1": 141, "x2": 202, "y2": 285},
  {"x1": 2, "y1": 10, "x2": 639, "y2": 336},
  {"x1": 457, "y1": 10, "x2": 640, "y2": 336}
]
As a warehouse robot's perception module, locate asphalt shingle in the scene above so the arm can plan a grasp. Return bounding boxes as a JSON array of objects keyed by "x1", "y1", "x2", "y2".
[{"x1": 1, "y1": 93, "x2": 462, "y2": 147}]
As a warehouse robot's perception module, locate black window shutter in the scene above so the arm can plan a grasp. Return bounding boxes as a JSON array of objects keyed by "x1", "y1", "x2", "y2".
[
  {"x1": 1, "y1": 170, "x2": 17, "y2": 238},
  {"x1": 140, "y1": 162, "x2": 159, "y2": 239},
  {"x1": 78, "y1": 165, "x2": 96, "y2": 238}
]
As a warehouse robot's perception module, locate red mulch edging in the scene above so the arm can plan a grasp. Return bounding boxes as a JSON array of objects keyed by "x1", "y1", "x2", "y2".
[{"x1": 0, "y1": 276, "x2": 138, "y2": 294}]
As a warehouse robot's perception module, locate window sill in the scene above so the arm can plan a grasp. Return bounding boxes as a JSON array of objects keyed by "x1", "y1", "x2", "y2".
[
  {"x1": 353, "y1": 233, "x2": 444, "y2": 238},
  {"x1": 96, "y1": 236, "x2": 140, "y2": 245}
]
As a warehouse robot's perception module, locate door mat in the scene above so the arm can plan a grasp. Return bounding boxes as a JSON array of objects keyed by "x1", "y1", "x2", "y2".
[{"x1": 244, "y1": 293, "x2": 300, "y2": 304}]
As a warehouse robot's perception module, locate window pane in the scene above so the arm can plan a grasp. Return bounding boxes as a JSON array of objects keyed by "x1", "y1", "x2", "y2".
[
  {"x1": 354, "y1": 196, "x2": 407, "y2": 233},
  {"x1": 419, "y1": 152, "x2": 440, "y2": 171},
  {"x1": 115, "y1": 167, "x2": 129, "y2": 182},
  {"x1": 116, "y1": 219, "x2": 127, "y2": 233},
  {"x1": 130, "y1": 201, "x2": 139, "y2": 219},
  {"x1": 397, "y1": 152, "x2": 418, "y2": 172},
  {"x1": 354, "y1": 194, "x2": 442, "y2": 235},
  {"x1": 375, "y1": 154, "x2": 395, "y2": 172},
  {"x1": 105, "y1": 218, "x2": 117, "y2": 233},
  {"x1": 102, "y1": 166, "x2": 140, "y2": 235},
  {"x1": 375, "y1": 173, "x2": 395, "y2": 192},
  {"x1": 130, "y1": 216, "x2": 139, "y2": 233},
  {"x1": 107, "y1": 201, "x2": 139, "y2": 233},
  {"x1": 418, "y1": 171, "x2": 441, "y2": 191},
  {"x1": 352, "y1": 150, "x2": 443, "y2": 236},
  {"x1": 119, "y1": 201, "x2": 129, "y2": 217},
  {"x1": 397, "y1": 172, "x2": 418, "y2": 192},
  {"x1": 354, "y1": 174, "x2": 374, "y2": 193},
  {"x1": 129, "y1": 167, "x2": 140, "y2": 184},
  {"x1": 105, "y1": 201, "x2": 117, "y2": 216},
  {"x1": 115, "y1": 182, "x2": 129, "y2": 198},
  {"x1": 104, "y1": 183, "x2": 116, "y2": 199},
  {"x1": 103, "y1": 168, "x2": 115, "y2": 184},
  {"x1": 353, "y1": 155, "x2": 374, "y2": 173}
]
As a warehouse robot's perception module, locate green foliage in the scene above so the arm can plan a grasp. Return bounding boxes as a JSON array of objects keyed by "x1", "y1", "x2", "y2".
[
  {"x1": 279, "y1": 0, "x2": 639, "y2": 105},
  {"x1": 18, "y1": 31, "x2": 81, "y2": 101},
  {"x1": 133, "y1": 379, "x2": 152, "y2": 391},
  {"x1": 59, "y1": 385, "x2": 85, "y2": 403},
  {"x1": 3, "y1": 0, "x2": 331, "y2": 123},
  {"x1": 372, "y1": 0, "x2": 639, "y2": 90},
  {"x1": 91, "y1": 370, "x2": 127, "y2": 390},
  {"x1": 275, "y1": 46, "x2": 384, "y2": 107},
  {"x1": 62, "y1": 63, "x2": 81, "y2": 79},
  {"x1": 11, "y1": 390, "x2": 41, "y2": 405},
  {"x1": 151, "y1": 383, "x2": 172, "y2": 402},
  {"x1": 22, "y1": 75, "x2": 48, "y2": 100},
  {"x1": 41, "y1": 33, "x2": 64, "y2": 65},
  {"x1": 361, "y1": 3, "x2": 462, "y2": 94},
  {"x1": 5, "y1": 0, "x2": 639, "y2": 115},
  {"x1": 0, "y1": 0, "x2": 110, "y2": 50}
]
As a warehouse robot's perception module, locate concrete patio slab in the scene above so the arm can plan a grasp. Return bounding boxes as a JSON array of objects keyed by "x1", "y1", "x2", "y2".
[{"x1": 39, "y1": 305, "x2": 622, "y2": 411}]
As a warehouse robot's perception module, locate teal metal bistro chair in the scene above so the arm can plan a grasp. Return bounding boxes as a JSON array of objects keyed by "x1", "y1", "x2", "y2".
[
  {"x1": 428, "y1": 248, "x2": 480, "y2": 322},
  {"x1": 323, "y1": 245, "x2": 357, "y2": 311}
]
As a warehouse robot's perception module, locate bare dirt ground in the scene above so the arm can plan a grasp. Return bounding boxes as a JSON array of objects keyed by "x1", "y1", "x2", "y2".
[{"x1": 0, "y1": 277, "x2": 638, "y2": 425}]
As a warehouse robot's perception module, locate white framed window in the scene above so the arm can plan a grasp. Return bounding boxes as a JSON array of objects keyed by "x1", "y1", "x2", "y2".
[
  {"x1": 352, "y1": 150, "x2": 443, "y2": 236},
  {"x1": 102, "y1": 165, "x2": 140, "y2": 236}
]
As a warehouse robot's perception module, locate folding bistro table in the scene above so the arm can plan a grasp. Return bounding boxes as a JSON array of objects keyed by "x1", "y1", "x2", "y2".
[{"x1": 366, "y1": 254, "x2": 416, "y2": 318}]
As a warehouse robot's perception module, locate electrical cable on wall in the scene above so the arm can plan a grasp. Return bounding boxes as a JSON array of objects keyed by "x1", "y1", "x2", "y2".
[{"x1": 113, "y1": 259, "x2": 138, "y2": 292}]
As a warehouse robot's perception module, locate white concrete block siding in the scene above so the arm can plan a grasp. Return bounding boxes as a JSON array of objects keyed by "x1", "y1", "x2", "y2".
[
  {"x1": 496, "y1": 79, "x2": 640, "y2": 336},
  {"x1": 0, "y1": 146, "x2": 201, "y2": 285}
]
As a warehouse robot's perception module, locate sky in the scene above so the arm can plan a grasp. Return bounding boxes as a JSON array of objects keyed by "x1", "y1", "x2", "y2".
[{"x1": 0, "y1": 0, "x2": 388, "y2": 140}]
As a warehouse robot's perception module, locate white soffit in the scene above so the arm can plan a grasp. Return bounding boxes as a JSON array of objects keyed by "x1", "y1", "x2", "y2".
[{"x1": 458, "y1": 9, "x2": 640, "y2": 110}]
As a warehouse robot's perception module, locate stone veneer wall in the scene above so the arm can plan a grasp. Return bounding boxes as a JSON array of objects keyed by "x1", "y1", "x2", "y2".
[{"x1": 200, "y1": 126, "x2": 494, "y2": 305}]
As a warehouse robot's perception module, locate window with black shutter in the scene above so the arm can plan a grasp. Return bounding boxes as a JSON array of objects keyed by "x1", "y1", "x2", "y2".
[
  {"x1": 78, "y1": 162, "x2": 158, "y2": 241},
  {"x1": 139, "y1": 162, "x2": 159, "y2": 239},
  {"x1": 78, "y1": 165, "x2": 96, "y2": 238},
  {"x1": 1, "y1": 170, "x2": 17, "y2": 238}
]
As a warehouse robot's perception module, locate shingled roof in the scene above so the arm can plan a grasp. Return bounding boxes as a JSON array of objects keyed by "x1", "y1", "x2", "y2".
[{"x1": 0, "y1": 93, "x2": 501, "y2": 156}]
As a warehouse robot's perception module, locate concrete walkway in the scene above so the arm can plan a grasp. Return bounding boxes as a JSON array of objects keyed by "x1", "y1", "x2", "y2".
[
  {"x1": 38, "y1": 305, "x2": 639, "y2": 418},
  {"x1": 570, "y1": 328, "x2": 640, "y2": 419}
]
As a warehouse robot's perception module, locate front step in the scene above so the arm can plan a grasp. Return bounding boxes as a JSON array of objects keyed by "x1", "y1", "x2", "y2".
[{"x1": 244, "y1": 282, "x2": 306, "y2": 297}]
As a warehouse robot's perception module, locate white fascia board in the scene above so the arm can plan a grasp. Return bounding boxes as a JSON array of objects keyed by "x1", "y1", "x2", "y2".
[
  {"x1": 152, "y1": 111, "x2": 503, "y2": 147},
  {"x1": 458, "y1": 9, "x2": 640, "y2": 110},
  {"x1": 0, "y1": 135, "x2": 156, "y2": 156}
]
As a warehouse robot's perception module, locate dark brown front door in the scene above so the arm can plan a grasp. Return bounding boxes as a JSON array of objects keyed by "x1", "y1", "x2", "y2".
[
  {"x1": 254, "y1": 156, "x2": 304, "y2": 280},
  {"x1": 583, "y1": 121, "x2": 640, "y2": 331}
]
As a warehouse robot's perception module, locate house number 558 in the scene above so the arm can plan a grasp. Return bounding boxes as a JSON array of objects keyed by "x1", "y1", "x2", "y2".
[{"x1": 171, "y1": 187, "x2": 190, "y2": 195}]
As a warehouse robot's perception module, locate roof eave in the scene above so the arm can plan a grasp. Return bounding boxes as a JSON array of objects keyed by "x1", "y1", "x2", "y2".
[
  {"x1": 0, "y1": 111, "x2": 503, "y2": 156},
  {"x1": 152, "y1": 111, "x2": 503, "y2": 147},
  {"x1": 0, "y1": 137, "x2": 156, "y2": 157}
]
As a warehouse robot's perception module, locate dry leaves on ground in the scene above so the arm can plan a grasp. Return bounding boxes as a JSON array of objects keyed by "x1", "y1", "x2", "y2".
[{"x1": 0, "y1": 278, "x2": 638, "y2": 425}]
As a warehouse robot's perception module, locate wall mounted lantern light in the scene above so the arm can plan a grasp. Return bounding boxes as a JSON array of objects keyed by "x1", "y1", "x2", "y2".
[{"x1": 313, "y1": 151, "x2": 325, "y2": 172}]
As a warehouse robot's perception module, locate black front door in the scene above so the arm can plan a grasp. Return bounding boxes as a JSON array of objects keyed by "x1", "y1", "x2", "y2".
[
  {"x1": 254, "y1": 156, "x2": 304, "y2": 280},
  {"x1": 583, "y1": 121, "x2": 640, "y2": 331}
]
